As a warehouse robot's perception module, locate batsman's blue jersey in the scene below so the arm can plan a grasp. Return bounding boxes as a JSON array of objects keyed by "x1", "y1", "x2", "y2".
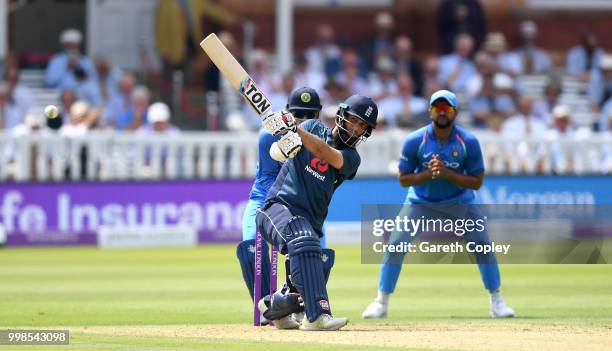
[
  {"x1": 398, "y1": 124, "x2": 485, "y2": 204},
  {"x1": 248, "y1": 130, "x2": 282, "y2": 200},
  {"x1": 266, "y1": 119, "x2": 360, "y2": 236}
]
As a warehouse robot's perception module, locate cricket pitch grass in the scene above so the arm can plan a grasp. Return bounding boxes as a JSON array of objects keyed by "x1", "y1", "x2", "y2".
[{"x1": 1, "y1": 245, "x2": 611, "y2": 351}]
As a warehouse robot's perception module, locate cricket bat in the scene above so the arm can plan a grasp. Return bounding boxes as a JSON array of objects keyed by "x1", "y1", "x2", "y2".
[{"x1": 200, "y1": 33, "x2": 273, "y2": 116}]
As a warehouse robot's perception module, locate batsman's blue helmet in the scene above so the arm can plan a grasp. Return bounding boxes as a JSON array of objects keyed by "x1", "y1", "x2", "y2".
[
  {"x1": 336, "y1": 94, "x2": 378, "y2": 147},
  {"x1": 338, "y1": 94, "x2": 378, "y2": 128}
]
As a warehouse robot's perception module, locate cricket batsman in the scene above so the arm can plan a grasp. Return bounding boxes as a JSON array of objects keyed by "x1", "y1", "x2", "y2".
[
  {"x1": 256, "y1": 94, "x2": 378, "y2": 331},
  {"x1": 236, "y1": 87, "x2": 332, "y2": 314},
  {"x1": 362, "y1": 90, "x2": 515, "y2": 319}
]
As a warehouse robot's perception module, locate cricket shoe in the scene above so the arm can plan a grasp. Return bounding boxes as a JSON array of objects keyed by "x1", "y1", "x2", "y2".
[
  {"x1": 259, "y1": 314, "x2": 269, "y2": 326},
  {"x1": 490, "y1": 295, "x2": 515, "y2": 318},
  {"x1": 257, "y1": 297, "x2": 299, "y2": 329},
  {"x1": 256, "y1": 297, "x2": 270, "y2": 326},
  {"x1": 293, "y1": 312, "x2": 305, "y2": 324},
  {"x1": 362, "y1": 299, "x2": 388, "y2": 319},
  {"x1": 272, "y1": 314, "x2": 301, "y2": 330},
  {"x1": 300, "y1": 314, "x2": 348, "y2": 331}
]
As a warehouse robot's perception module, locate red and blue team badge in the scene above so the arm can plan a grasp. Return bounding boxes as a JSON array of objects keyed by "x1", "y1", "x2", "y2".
[{"x1": 310, "y1": 157, "x2": 329, "y2": 172}]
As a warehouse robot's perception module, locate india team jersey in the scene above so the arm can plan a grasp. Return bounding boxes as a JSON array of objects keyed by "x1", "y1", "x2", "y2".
[
  {"x1": 248, "y1": 130, "x2": 282, "y2": 200},
  {"x1": 266, "y1": 119, "x2": 360, "y2": 236},
  {"x1": 398, "y1": 124, "x2": 485, "y2": 204}
]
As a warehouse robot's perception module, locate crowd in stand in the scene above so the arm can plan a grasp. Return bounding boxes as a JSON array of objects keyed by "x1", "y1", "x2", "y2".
[
  {"x1": 1, "y1": 3, "x2": 612, "y2": 174},
  {"x1": 0, "y1": 28, "x2": 178, "y2": 139},
  {"x1": 1, "y1": 19, "x2": 612, "y2": 136},
  {"x1": 211, "y1": 14, "x2": 612, "y2": 141}
]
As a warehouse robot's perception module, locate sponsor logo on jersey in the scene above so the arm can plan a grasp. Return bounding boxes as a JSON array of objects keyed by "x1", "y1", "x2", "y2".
[
  {"x1": 305, "y1": 158, "x2": 327, "y2": 182},
  {"x1": 422, "y1": 160, "x2": 460, "y2": 169},
  {"x1": 310, "y1": 157, "x2": 329, "y2": 172},
  {"x1": 452, "y1": 150, "x2": 459, "y2": 158},
  {"x1": 305, "y1": 165, "x2": 326, "y2": 181},
  {"x1": 240, "y1": 77, "x2": 272, "y2": 115}
]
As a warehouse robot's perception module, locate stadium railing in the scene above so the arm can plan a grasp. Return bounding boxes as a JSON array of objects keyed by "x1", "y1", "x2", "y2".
[{"x1": 1, "y1": 130, "x2": 610, "y2": 182}]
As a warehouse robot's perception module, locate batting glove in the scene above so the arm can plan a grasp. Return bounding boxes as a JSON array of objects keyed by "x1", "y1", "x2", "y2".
[
  {"x1": 262, "y1": 110, "x2": 297, "y2": 136},
  {"x1": 270, "y1": 131, "x2": 302, "y2": 161}
]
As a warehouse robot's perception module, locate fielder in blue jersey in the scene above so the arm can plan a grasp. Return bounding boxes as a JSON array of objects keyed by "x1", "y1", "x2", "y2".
[
  {"x1": 362, "y1": 90, "x2": 515, "y2": 319},
  {"x1": 236, "y1": 87, "x2": 331, "y2": 314}
]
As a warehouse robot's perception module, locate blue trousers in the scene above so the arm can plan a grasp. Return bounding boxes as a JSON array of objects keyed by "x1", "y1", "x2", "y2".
[
  {"x1": 242, "y1": 198, "x2": 326, "y2": 247},
  {"x1": 378, "y1": 204, "x2": 501, "y2": 293},
  {"x1": 255, "y1": 202, "x2": 331, "y2": 321}
]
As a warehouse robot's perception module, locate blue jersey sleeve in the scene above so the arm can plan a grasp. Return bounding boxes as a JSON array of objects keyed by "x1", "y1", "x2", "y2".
[
  {"x1": 338, "y1": 148, "x2": 360, "y2": 178},
  {"x1": 299, "y1": 119, "x2": 319, "y2": 133},
  {"x1": 398, "y1": 132, "x2": 422, "y2": 174},
  {"x1": 464, "y1": 136, "x2": 485, "y2": 175},
  {"x1": 258, "y1": 131, "x2": 282, "y2": 184}
]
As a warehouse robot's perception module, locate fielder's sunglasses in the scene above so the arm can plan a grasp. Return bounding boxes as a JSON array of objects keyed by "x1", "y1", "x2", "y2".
[{"x1": 430, "y1": 104, "x2": 456, "y2": 114}]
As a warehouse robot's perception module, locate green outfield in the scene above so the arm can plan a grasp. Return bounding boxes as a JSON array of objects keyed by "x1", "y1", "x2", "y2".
[{"x1": 1, "y1": 245, "x2": 611, "y2": 351}]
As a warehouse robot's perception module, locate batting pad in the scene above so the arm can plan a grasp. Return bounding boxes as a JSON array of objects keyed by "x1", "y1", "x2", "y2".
[
  {"x1": 237, "y1": 239, "x2": 271, "y2": 301},
  {"x1": 286, "y1": 218, "x2": 330, "y2": 322}
]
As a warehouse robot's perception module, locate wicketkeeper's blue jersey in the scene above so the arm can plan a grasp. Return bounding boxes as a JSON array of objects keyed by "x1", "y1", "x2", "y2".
[
  {"x1": 398, "y1": 124, "x2": 485, "y2": 204},
  {"x1": 248, "y1": 130, "x2": 282, "y2": 200}
]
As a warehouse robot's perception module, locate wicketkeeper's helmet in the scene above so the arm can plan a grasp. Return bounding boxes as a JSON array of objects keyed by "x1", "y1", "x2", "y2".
[{"x1": 286, "y1": 87, "x2": 322, "y2": 119}]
